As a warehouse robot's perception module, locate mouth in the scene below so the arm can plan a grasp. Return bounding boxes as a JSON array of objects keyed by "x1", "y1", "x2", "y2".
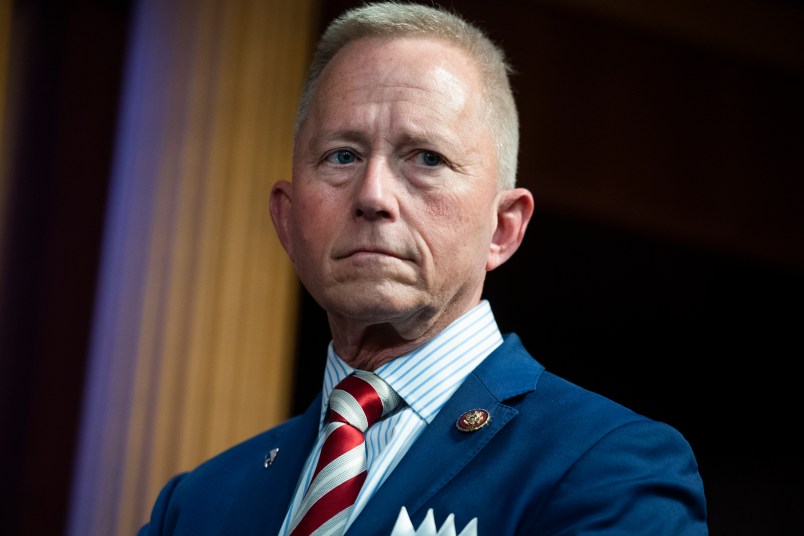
[
  {"x1": 333, "y1": 238, "x2": 420, "y2": 263},
  {"x1": 336, "y1": 247, "x2": 405, "y2": 261}
]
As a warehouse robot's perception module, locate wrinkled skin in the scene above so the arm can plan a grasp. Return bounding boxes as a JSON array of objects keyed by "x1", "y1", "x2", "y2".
[{"x1": 270, "y1": 36, "x2": 533, "y2": 370}]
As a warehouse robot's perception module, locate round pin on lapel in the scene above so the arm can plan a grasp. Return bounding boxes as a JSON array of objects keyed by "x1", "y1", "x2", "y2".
[{"x1": 456, "y1": 409, "x2": 491, "y2": 432}]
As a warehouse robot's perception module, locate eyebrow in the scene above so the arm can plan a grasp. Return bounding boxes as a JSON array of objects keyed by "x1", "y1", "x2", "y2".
[
  {"x1": 307, "y1": 129, "x2": 368, "y2": 151},
  {"x1": 306, "y1": 128, "x2": 461, "y2": 157},
  {"x1": 398, "y1": 131, "x2": 463, "y2": 158}
]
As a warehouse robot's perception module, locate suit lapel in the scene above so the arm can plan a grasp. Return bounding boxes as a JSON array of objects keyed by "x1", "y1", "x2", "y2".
[
  {"x1": 218, "y1": 394, "x2": 322, "y2": 535},
  {"x1": 348, "y1": 334, "x2": 543, "y2": 535}
]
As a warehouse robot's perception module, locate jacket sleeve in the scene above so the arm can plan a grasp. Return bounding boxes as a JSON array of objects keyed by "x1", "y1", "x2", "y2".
[
  {"x1": 530, "y1": 419, "x2": 708, "y2": 535},
  {"x1": 137, "y1": 473, "x2": 187, "y2": 536}
]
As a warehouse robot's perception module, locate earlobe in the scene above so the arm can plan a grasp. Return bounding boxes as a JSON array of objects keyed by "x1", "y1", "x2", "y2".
[
  {"x1": 269, "y1": 180, "x2": 295, "y2": 261},
  {"x1": 486, "y1": 188, "x2": 534, "y2": 271}
]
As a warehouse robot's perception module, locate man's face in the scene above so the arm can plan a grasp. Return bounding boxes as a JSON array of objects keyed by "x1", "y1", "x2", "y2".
[{"x1": 281, "y1": 36, "x2": 502, "y2": 330}]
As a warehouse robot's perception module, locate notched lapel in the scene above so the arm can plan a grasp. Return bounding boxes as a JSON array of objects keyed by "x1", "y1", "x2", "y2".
[
  {"x1": 347, "y1": 334, "x2": 543, "y2": 536},
  {"x1": 218, "y1": 394, "x2": 322, "y2": 535},
  {"x1": 348, "y1": 374, "x2": 517, "y2": 535}
]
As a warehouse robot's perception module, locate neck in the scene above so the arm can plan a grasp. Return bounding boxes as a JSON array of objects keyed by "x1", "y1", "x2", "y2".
[
  {"x1": 331, "y1": 328, "x2": 422, "y2": 370},
  {"x1": 328, "y1": 297, "x2": 482, "y2": 370}
]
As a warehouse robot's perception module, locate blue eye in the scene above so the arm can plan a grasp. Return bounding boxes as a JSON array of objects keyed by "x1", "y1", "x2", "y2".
[
  {"x1": 419, "y1": 151, "x2": 443, "y2": 166},
  {"x1": 332, "y1": 150, "x2": 356, "y2": 164}
]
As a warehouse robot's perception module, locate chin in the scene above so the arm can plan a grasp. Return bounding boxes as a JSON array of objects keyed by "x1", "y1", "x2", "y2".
[{"x1": 326, "y1": 290, "x2": 422, "y2": 322}]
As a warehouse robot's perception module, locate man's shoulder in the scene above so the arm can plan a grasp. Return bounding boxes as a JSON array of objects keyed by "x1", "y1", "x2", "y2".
[
  {"x1": 178, "y1": 410, "x2": 309, "y2": 486},
  {"x1": 484, "y1": 332, "x2": 667, "y2": 437},
  {"x1": 139, "y1": 408, "x2": 321, "y2": 536}
]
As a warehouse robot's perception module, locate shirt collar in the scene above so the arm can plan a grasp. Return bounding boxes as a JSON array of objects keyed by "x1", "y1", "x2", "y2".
[{"x1": 319, "y1": 300, "x2": 503, "y2": 425}]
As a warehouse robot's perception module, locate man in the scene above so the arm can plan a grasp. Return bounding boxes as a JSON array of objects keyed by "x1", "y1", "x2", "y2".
[{"x1": 139, "y1": 3, "x2": 708, "y2": 535}]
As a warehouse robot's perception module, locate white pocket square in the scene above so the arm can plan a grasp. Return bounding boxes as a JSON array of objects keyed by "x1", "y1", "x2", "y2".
[{"x1": 390, "y1": 506, "x2": 478, "y2": 536}]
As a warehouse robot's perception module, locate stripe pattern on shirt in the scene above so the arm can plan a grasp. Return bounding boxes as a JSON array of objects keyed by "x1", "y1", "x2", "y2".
[{"x1": 279, "y1": 300, "x2": 503, "y2": 536}]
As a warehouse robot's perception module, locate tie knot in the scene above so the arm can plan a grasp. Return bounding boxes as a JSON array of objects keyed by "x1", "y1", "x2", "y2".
[{"x1": 328, "y1": 371, "x2": 402, "y2": 432}]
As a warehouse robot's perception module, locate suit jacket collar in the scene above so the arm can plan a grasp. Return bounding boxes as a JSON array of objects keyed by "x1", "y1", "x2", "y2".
[
  {"x1": 218, "y1": 392, "x2": 322, "y2": 535},
  {"x1": 348, "y1": 333, "x2": 542, "y2": 535},
  {"x1": 211, "y1": 333, "x2": 540, "y2": 535}
]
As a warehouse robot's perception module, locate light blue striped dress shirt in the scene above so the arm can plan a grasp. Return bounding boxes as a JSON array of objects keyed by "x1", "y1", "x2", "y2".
[{"x1": 278, "y1": 300, "x2": 504, "y2": 535}]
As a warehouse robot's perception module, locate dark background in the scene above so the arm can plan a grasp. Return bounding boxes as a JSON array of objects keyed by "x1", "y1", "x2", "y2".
[{"x1": 2, "y1": 0, "x2": 802, "y2": 534}]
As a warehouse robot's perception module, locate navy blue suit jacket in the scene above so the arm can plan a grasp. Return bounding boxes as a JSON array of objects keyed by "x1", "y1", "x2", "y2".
[{"x1": 138, "y1": 334, "x2": 707, "y2": 535}]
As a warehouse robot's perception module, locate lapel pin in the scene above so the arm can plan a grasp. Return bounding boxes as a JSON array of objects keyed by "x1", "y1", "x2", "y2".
[
  {"x1": 264, "y1": 447, "x2": 279, "y2": 469},
  {"x1": 456, "y1": 409, "x2": 491, "y2": 432}
]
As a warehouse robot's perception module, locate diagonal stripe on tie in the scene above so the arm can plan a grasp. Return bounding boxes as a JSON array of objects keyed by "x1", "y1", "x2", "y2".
[{"x1": 289, "y1": 371, "x2": 401, "y2": 536}]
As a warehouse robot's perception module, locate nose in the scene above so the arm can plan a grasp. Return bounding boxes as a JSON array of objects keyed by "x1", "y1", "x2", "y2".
[{"x1": 353, "y1": 158, "x2": 398, "y2": 221}]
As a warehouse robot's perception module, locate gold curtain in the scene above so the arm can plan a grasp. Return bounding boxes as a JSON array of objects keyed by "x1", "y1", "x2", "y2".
[{"x1": 68, "y1": 1, "x2": 318, "y2": 534}]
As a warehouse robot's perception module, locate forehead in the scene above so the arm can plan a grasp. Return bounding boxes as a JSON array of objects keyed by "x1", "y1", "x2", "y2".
[
  {"x1": 316, "y1": 36, "x2": 480, "y2": 108},
  {"x1": 300, "y1": 37, "x2": 488, "y2": 142},
  {"x1": 326, "y1": 35, "x2": 476, "y2": 76}
]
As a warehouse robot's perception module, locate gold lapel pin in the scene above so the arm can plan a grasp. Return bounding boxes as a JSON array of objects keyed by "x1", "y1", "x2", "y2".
[{"x1": 456, "y1": 409, "x2": 491, "y2": 432}]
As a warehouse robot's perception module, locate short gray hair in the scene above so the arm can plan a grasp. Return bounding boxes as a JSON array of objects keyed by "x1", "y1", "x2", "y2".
[{"x1": 295, "y1": 2, "x2": 519, "y2": 189}]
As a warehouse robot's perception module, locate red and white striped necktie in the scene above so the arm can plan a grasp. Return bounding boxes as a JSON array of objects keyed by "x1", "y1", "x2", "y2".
[{"x1": 289, "y1": 370, "x2": 402, "y2": 536}]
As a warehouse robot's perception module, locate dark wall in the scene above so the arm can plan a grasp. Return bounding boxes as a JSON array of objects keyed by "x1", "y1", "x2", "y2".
[
  {"x1": 0, "y1": 1, "x2": 131, "y2": 534},
  {"x1": 291, "y1": 2, "x2": 804, "y2": 535}
]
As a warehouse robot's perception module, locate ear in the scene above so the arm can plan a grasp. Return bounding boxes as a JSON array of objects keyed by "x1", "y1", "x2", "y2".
[
  {"x1": 269, "y1": 180, "x2": 295, "y2": 261},
  {"x1": 486, "y1": 187, "x2": 534, "y2": 271}
]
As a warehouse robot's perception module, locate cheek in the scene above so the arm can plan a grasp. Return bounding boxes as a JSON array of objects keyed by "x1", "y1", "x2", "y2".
[
  {"x1": 419, "y1": 189, "x2": 470, "y2": 222},
  {"x1": 447, "y1": 190, "x2": 493, "y2": 231},
  {"x1": 421, "y1": 195, "x2": 492, "y2": 257},
  {"x1": 291, "y1": 196, "x2": 333, "y2": 255}
]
